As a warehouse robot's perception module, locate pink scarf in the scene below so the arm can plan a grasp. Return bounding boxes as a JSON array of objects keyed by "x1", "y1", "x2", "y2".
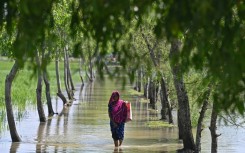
[{"x1": 108, "y1": 91, "x2": 127, "y2": 123}]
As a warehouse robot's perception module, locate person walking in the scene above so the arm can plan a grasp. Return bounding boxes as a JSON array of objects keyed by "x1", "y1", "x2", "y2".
[{"x1": 108, "y1": 91, "x2": 127, "y2": 148}]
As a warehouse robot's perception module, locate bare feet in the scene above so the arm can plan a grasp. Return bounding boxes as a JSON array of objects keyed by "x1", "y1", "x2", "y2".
[{"x1": 113, "y1": 147, "x2": 123, "y2": 153}]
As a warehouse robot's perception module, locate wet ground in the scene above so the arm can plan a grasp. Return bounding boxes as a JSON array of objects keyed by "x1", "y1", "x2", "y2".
[
  {"x1": 0, "y1": 77, "x2": 182, "y2": 153},
  {"x1": 1, "y1": 76, "x2": 245, "y2": 153}
]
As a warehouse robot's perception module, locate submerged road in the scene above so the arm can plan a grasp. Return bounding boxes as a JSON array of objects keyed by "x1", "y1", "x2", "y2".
[{"x1": 0, "y1": 76, "x2": 182, "y2": 153}]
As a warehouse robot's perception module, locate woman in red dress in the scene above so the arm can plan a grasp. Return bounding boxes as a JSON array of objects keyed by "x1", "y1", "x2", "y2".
[{"x1": 108, "y1": 91, "x2": 127, "y2": 147}]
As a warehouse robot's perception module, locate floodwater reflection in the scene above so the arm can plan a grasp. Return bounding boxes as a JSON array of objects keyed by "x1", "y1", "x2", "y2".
[{"x1": 1, "y1": 77, "x2": 183, "y2": 152}]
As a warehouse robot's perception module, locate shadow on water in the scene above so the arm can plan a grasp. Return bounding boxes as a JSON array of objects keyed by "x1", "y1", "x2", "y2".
[{"x1": 1, "y1": 76, "x2": 184, "y2": 152}]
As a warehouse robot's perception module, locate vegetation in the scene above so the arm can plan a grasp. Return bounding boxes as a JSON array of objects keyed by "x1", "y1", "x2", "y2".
[
  {"x1": 145, "y1": 121, "x2": 175, "y2": 128},
  {"x1": 0, "y1": 60, "x2": 80, "y2": 103},
  {"x1": 0, "y1": 59, "x2": 81, "y2": 133},
  {"x1": 0, "y1": 0, "x2": 244, "y2": 152},
  {"x1": 1, "y1": 0, "x2": 243, "y2": 112}
]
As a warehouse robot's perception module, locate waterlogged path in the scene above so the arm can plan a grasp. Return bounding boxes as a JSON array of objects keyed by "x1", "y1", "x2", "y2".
[
  {"x1": 0, "y1": 76, "x2": 182, "y2": 153},
  {"x1": 1, "y1": 76, "x2": 244, "y2": 152}
]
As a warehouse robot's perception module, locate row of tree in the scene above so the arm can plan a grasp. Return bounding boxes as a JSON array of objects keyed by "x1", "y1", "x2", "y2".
[
  {"x1": 1, "y1": 0, "x2": 95, "y2": 143},
  {"x1": 0, "y1": 0, "x2": 244, "y2": 152},
  {"x1": 123, "y1": 19, "x2": 212, "y2": 152}
]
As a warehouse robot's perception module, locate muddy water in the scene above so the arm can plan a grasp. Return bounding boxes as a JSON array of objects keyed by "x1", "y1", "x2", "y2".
[
  {"x1": 0, "y1": 76, "x2": 182, "y2": 153},
  {"x1": 1, "y1": 76, "x2": 245, "y2": 153}
]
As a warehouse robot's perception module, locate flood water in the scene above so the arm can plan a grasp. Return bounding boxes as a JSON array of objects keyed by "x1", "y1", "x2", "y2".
[{"x1": 0, "y1": 76, "x2": 245, "y2": 153}]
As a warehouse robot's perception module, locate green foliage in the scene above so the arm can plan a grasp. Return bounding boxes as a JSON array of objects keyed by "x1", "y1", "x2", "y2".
[
  {"x1": 0, "y1": 30, "x2": 14, "y2": 56},
  {"x1": 159, "y1": 1, "x2": 245, "y2": 113},
  {"x1": 0, "y1": 0, "x2": 244, "y2": 114}
]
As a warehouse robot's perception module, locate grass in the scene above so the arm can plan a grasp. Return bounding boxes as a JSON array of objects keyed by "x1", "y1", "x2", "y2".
[
  {"x1": 128, "y1": 88, "x2": 144, "y2": 96},
  {"x1": 0, "y1": 59, "x2": 81, "y2": 106},
  {"x1": 0, "y1": 59, "x2": 82, "y2": 133},
  {"x1": 127, "y1": 88, "x2": 149, "y2": 103},
  {"x1": 145, "y1": 120, "x2": 175, "y2": 128}
]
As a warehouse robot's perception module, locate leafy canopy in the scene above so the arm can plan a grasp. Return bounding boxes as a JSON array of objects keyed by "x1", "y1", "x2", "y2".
[{"x1": 0, "y1": 0, "x2": 244, "y2": 113}]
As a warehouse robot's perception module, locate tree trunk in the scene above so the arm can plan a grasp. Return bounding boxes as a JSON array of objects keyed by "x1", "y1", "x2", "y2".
[
  {"x1": 5, "y1": 61, "x2": 21, "y2": 142},
  {"x1": 160, "y1": 77, "x2": 173, "y2": 123},
  {"x1": 141, "y1": 31, "x2": 171, "y2": 123},
  {"x1": 209, "y1": 103, "x2": 219, "y2": 153},
  {"x1": 148, "y1": 80, "x2": 152, "y2": 104},
  {"x1": 195, "y1": 87, "x2": 210, "y2": 153},
  {"x1": 64, "y1": 49, "x2": 72, "y2": 100},
  {"x1": 177, "y1": 109, "x2": 184, "y2": 139},
  {"x1": 41, "y1": 44, "x2": 55, "y2": 116},
  {"x1": 149, "y1": 79, "x2": 157, "y2": 109},
  {"x1": 36, "y1": 73, "x2": 46, "y2": 122},
  {"x1": 170, "y1": 39, "x2": 195, "y2": 151},
  {"x1": 66, "y1": 49, "x2": 75, "y2": 91},
  {"x1": 144, "y1": 77, "x2": 151, "y2": 99},
  {"x1": 87, "y1": 49, "x2": 94, "y2": 82},
  {"x1": 137, "y1": 68, "x2": 142, "y2": 92},
  {"x1": 144, "y1": 82, "x2": 148, "y2": 98},
  {"x1": 79, "y1": 57, "x2": 85, "y2": 85},
  {"x1": 43, "y1": 71, "x2": 55, "y2": 116},
  {"x1": 36, "y1": 55, "x2": 46, "y2": 122},
  {"x1": 55, "y1": 56, "x2": 67, "y2": 105},
  {"x1": 65, "y1": 50, "x2": 71, "y2": 91},
  {"x1": 160, "y1": 89, "x2": 167, "y2": 120},
  {"x1": 67, "y1": 66, "x2": 75, "y2": 93}
]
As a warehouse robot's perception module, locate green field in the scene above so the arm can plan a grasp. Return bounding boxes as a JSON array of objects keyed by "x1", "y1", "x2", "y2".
[
  {"x1": 0, "y1": 59, "x2": 82, "y2": 132},
  {"x1": 0, "y1": 59, "x2": 81, "y2": 105}
]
